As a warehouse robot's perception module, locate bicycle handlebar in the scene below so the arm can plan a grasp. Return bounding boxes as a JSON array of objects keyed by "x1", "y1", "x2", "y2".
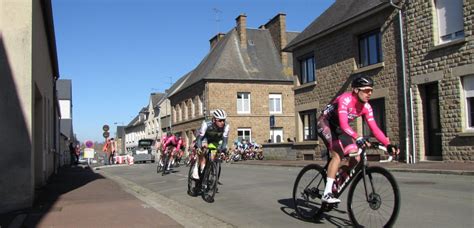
[{"x1": 354, "y1": 140, "x2": 396, "y2": 162}]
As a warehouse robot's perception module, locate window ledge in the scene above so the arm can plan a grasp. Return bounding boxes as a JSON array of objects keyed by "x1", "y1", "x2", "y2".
[
  {"x1": 293, "y1": 81, "x2": 317, "y2": 91},
  {"x1": 353, "y1": 62, "x2": 384, "y2": 74},
  {"x1": 430, "y1": 38, "x2": 466, "y2": 52},
  {"x1": 293, "y1": 141, "x2": 319, "y2": 146},
  {"x1": 457, "y1": 131, "x2": 474, "y2": 137}
]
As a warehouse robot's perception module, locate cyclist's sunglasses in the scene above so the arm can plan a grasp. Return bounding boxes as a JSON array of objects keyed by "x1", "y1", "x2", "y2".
[
  {"x1": 217, "y1": 119, "x2": 226, "y2": 122},
  {"x1": 358, "y1": 88, "x2": 373, "y2": 93}
]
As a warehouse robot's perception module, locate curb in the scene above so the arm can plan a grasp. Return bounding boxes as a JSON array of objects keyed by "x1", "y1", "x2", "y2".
[
  {"x1": 229, "y1": 162, "x2": 474, "y2": 176},
  {"x1": 93, "y1": 168, "x2": 235, "y2": 228}
]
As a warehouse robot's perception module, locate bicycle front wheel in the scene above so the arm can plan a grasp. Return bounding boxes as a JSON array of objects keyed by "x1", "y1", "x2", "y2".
[
  {"x1": 162, "y1": 153, "x2": 170, "y2": 176},
  {"x1": 347, "y1": 166, "x2": 400, "y2": 228},
  {"x1": 187, "y1": 159, "x2": 199, "y2": 197},
  {"x1": 201, "y1": 162, "x2": 218, "y2": 203},
  {"x1": 292, "y1": 164, "x2": 327, "y2": 220},
  {"x1": 156, "y1": 157, "x2": 163, "y2": 173}
]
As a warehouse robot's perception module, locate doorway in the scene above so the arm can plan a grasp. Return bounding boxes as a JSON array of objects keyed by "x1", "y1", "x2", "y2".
[{"x1": 422, "y1": 83, "x2": 442, "y2": 160}]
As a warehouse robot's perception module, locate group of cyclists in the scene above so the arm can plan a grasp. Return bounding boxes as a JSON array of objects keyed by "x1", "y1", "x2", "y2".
[{"x1": 154, "y1": 76, "x2": 399, "y2": 206}]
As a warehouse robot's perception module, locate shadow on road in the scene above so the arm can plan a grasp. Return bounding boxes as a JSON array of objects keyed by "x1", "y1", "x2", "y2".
[{"x1": 278, "y1": 198, "x2": 353, "y2": 227}]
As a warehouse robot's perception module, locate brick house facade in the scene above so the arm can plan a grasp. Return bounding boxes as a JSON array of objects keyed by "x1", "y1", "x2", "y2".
[
  {"x1": 168, "y1": 14, "x2": 297, "y2": 152},
  {"x1": 285, "y1": 1, "x2": 405, "y2": 160},
  {"x1": 407, "y1": 0, "x2": 473, "y2": 161},
  {"x1": 285, "y1": 0, "x2": 473, "y2": 161}
]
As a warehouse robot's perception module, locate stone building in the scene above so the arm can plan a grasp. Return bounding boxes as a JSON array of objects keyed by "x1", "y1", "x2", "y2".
[
  {"x1": 406, "y1": 0, "x2": 473, "y2": 161},
  {"x1": 285, "y1": 0, "x2": 473, "y2": 161},
  {"x1": 144, "y1": 93, "x2": 166, "y2": 141},
  {"x1": 284, "y1": 0, "x2": 405, "y2": 160},
  {"x1": 168, "y1": 13, "x2": 298, "y2": 151},
  {"x1": 0, "y1": 0, "x2": 61, "y2": 213},
  {"x1": 125, "y1": 107, "x2": 147, "y2": 152}
]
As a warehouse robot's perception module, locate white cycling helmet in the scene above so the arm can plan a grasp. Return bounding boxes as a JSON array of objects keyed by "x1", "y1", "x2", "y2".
[{"x1": 212, "y1": 109, "x2": 227, "y2": 120}]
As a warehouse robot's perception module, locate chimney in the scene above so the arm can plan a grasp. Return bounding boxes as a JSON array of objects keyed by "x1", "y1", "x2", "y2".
[
  {"x1": 209, "y1": 32, "x2": 226, "y2": 50},
  {"x1": 264, "y1": 13, "x2": 288, "y2": 67},
  {"x1": 235, "y1": 14, "x2": 247, "y2": 49}
]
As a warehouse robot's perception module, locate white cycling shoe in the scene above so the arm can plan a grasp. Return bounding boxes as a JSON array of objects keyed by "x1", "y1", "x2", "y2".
[{"x1": 322, "y1": 193, "x2": 341, "y2": 204}]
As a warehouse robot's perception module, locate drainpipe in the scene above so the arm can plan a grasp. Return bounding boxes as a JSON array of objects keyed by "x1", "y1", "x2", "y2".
[
  {"x1": 404, "y1": 0, "x2": 416, "y2": 164},
  {"x1": 388, "y1": 0, "x2": 410, "y2": 164}
]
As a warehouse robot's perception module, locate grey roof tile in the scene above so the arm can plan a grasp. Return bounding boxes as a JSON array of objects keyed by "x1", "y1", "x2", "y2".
[
  {"x1": 285, "y1": 0, "x2": 389, "y2": 50},
  {"x1": 170, "y1": 28, "x2": 294, "y2": 96}
]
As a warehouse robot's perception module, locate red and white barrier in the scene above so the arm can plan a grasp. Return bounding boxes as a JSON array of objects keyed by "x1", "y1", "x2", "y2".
[
  {"x1": 115, "y1": 155, "x2": 127, "y2": 164},
  {"x1": 127, "y1": 155, "x2": 134, "y2": 165}
]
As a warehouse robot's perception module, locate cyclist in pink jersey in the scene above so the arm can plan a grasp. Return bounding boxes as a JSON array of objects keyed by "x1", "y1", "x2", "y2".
[
  {"x1": 317, "y1": 76, "x2": 399, "y2": 204},
  {"x1": 162, "y1": 133, "x2": 183, "y2": 171}
]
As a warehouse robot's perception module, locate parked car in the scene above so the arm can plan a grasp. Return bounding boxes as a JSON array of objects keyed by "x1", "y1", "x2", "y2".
[{"x1": 133, "y1": 139, "x2": 155, "y2": 163}]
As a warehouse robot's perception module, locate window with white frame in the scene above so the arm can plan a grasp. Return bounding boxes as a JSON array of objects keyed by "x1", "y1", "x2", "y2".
[
  {"x1": 463, "y1": 75, "x2": 474, "y2": 129},
  {"x1": 191, "y1": 98, "x2": 195, "y2": 118},
  {"x1": 173, "y1": 107, "x2": 177, "y2": 123},
  {"x1": 199, "y1": 95, "x2": 203, "y2": 115},
  {"x1": 237, "y1": 92, "x2": 251, "y2": 114},
  {"x1": 183, "y1": 102, "x2": 188, "y2": 120},
  {"x1": 299, "y1": 56, "x2": 315, "y2": 84},
  {"x1": 435, "y1": 0, "x2": 464, "y2": 44},
  {"x1": 269, "y1": 94, "x2": 282, "y2": 114},
  {"x1": 270, "y1": 128, "x2": 283, "y2": 143},
  {"x1": 237, "y1": 128, "x2": 252, "y2": 141}
]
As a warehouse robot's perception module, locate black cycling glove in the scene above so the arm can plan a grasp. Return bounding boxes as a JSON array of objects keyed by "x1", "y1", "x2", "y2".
[
  {"x1": 387, "y1": 144, "x2": 398, "y2": 155},
  {"x1": 355, "y1": 137, "x2": 367, "y2": 148}
]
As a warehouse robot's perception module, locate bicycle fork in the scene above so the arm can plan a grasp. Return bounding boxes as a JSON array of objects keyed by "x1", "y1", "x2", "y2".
[{"x1": 361, "y1": 166, "x2": 377, "y2": 203}]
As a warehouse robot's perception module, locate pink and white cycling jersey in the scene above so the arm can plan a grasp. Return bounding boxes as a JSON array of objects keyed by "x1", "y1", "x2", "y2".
[
  {"x1": 322, "y1": 92, "x2": 389, "y2": 146},
  {"x1": 162, "y1": 135, "x2": 183, "y2": 152}
]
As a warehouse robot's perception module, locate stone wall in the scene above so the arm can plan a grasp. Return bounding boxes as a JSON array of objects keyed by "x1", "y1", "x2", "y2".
[
  {"x1": 170, "y1": 80, "x2": 295, "y2": 149},
  {"x1": 406, "y1": 0, "x2": 474, "y2": 161},
  {"x1": 290, "y1": 8, "x2": 404, "y2": 158}
]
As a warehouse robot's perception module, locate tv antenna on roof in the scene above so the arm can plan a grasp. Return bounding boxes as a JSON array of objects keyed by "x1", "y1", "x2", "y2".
[{"x1": 212, "y1": 8, "x2": 222, "y2": 33}]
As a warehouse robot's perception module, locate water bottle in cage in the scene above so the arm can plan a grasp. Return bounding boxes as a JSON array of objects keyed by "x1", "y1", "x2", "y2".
[{"x1": 332, "y1": 165, "x2": 350, "y2": 193}]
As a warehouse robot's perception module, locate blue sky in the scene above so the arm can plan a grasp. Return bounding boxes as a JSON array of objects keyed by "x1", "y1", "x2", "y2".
[{"x1": 52, "y1": 0, "x2": 334, "y2": 142}]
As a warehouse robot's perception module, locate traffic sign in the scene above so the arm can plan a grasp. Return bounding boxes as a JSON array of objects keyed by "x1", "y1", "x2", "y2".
[
  {"x1": 103, "y1": 124, "x2": 110, "y2": 132},
  {"x1": 85, "y1": 140, "x2": 94, "y2": 148},
  {"x1": 103, "y1": 131, "x2": 110, "y2": 138}
]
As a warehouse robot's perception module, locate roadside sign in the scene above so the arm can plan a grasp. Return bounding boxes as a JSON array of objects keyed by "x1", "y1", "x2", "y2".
[
  {"x1": 103, "y1": 125, "x2": 110, "y2": 132},
  {"x1": 84, "y1": 148, "x2": 94, "y2": 159},
  {"x1": 103, "y1": 131, "x2": 110, "y2": 138}
]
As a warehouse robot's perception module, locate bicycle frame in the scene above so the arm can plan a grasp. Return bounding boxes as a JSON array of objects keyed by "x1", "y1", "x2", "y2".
[{"x1": 323, "y1": 147, "x2": 371, "y2": 200}]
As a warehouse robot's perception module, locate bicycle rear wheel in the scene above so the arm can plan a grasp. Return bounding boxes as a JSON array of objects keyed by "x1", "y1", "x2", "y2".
[
  {"x1": 292, "y1": 164, "x2": 327, "y2": 220},
  {"x1": 201, "y1": 162, "x2": 218, "y2": 203},
  {"x1": 347, "y1": 166, "x2": 400, "y2": 228},
  {"x1": 187, "y1": 159, "x2": 199, "y2": 197}
]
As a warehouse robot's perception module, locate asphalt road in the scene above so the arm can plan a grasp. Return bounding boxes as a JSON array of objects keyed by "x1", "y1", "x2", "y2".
[{"x1": 97, "y1": 162, "x2": 473, "y2": 228}]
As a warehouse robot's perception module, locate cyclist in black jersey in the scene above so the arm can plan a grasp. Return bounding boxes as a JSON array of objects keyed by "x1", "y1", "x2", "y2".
[{"x1": 192, "y1": 109, "x2": 230, "y2": 182}]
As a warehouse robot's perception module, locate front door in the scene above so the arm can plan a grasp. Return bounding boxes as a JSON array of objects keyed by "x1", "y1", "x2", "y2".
[{"x1": 424, "y1": 83, "x2": 442, "y2": 159}]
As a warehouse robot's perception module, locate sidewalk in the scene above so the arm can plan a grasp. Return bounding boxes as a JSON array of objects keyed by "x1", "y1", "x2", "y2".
[
  {"x1": 0, "y1": 164, "x2": 182, "y2": 228},
  {"x1": 231, "y1": 159, "x2": 474, "y2": 175}
]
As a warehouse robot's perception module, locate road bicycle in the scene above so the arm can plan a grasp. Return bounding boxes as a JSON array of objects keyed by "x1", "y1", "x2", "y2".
[
  {"x1": 187, "y1": 144, "x2": 219, "y2": 203},
  {"x1": 157, "y1": 146, "x2": 172, "y2": 176},
  {"x1": 292, "y1": 141, "x2": 400, "y2": 227}
]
